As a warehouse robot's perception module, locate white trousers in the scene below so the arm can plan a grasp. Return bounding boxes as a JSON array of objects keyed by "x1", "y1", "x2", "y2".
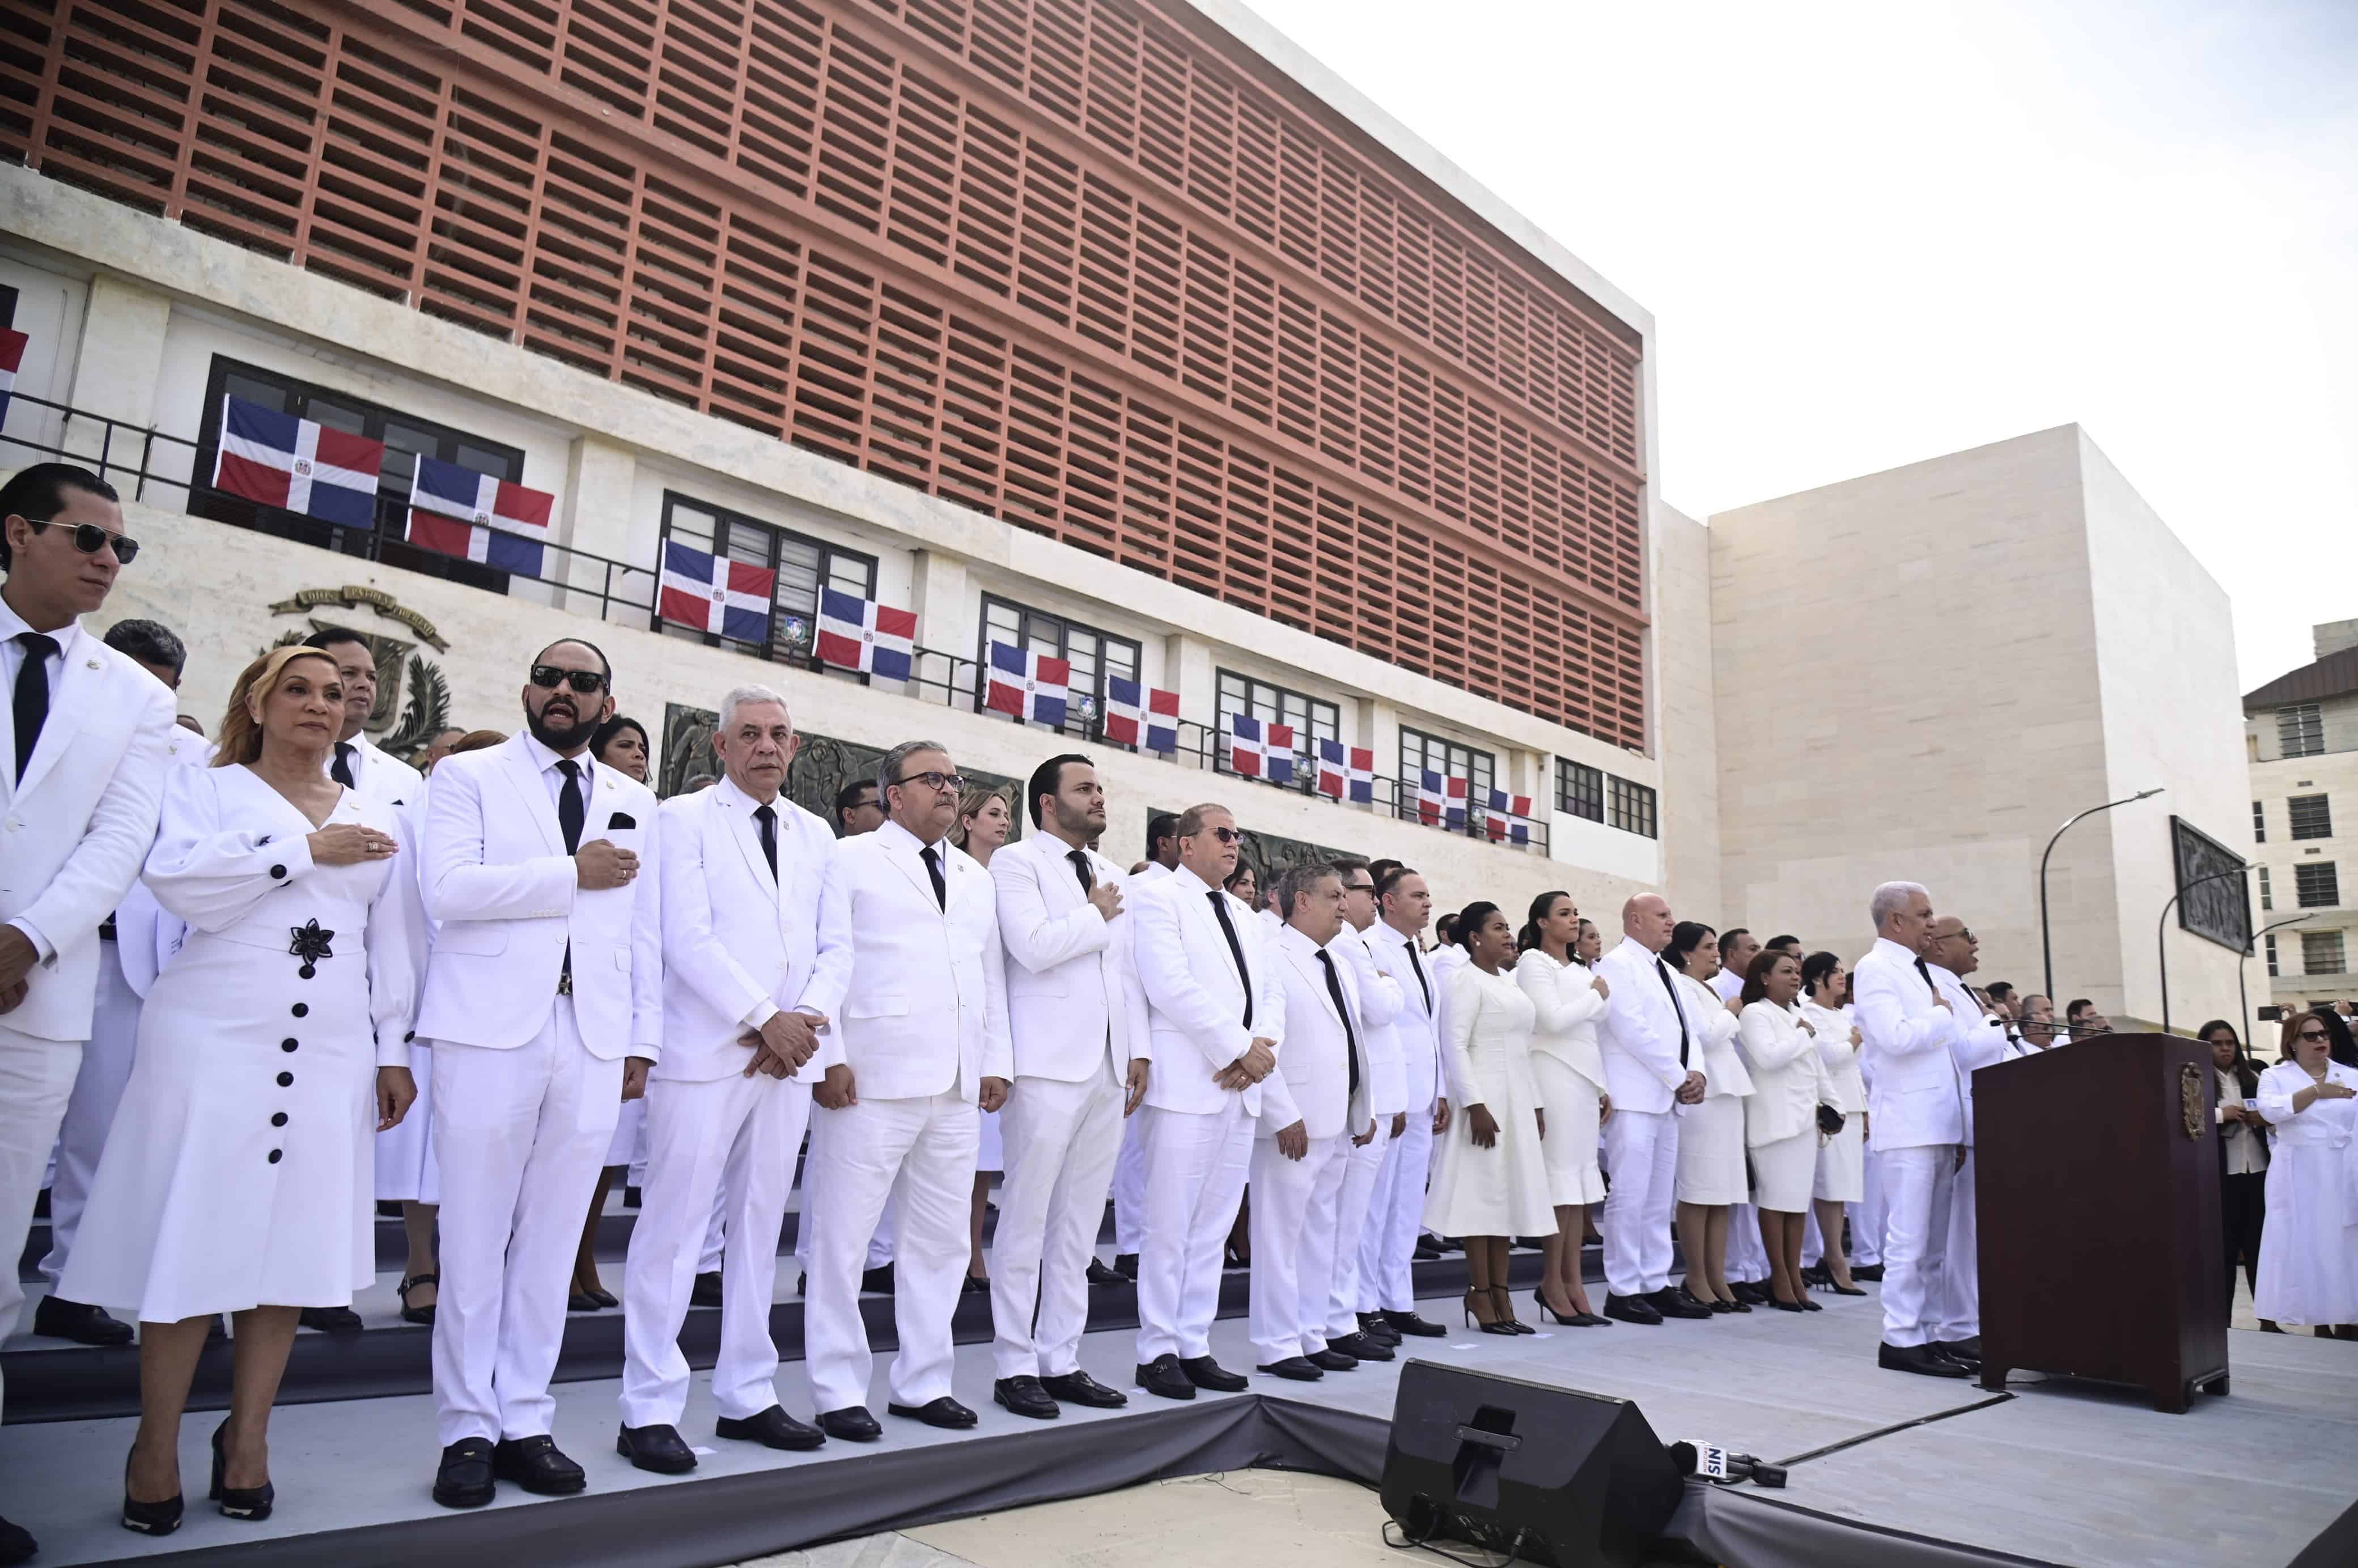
[
  {"x1": 1247, "y1": 1130, "x2": 1348, "y2": 1363},
  {"x1": 1358, "y1": 1102, "x2": 1434, "y2": 1312},
  {"x1": 1854, "y1": 1147, "x2": 1888, "y2": 1265},
  {"x1": 1725, "y1": 1200, "x2": 1768, "y2": 1282},
  {"x1": 430, "y1": 1002, "x2": 621, "y2": 1447},
  {"x1": 621, "y1": 1070, "x2": 812, "y2": 1427},
  {"x1": 1937, "y1": 1149, "x2": 1979, "y2": 1342},
  {"x1": 1110, "y1": 1110, "x2": 1147, "y2": 1254},
  {"x1": 1, "y1": 1023, "x2": 79, "y2": 1421},
  {"x1": 1876, "y1": 1143, "x2": 1958, "y2": 1347},
  {"x1": 803, "y1": 1091, "x2": 976, "y2": 1414},
  {"x1": 1601, "y1": 1108, "x2": 1679, "y2": 1297},
  {"x1": 39, "y1": 942, "x2": 139, "y2": 1287},
  {"x1": 1325, "y1": 1120, "x2": 1390, "y2": 1337},
  {"x1": 1134, "y1": 1099, "x2": 1252, "y2": 1362},
  {"x1": 792, "y1": 1176, "x2": 895, "y2": 1278},
  {"x1": 990, "y1": 1065, "x2": 1124, "y2": 1379}
]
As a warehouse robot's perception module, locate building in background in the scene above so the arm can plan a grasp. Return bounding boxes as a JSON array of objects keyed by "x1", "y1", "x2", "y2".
[{"x1": 2245, "y1": 622, "x2": 2358, "y2": 1025}]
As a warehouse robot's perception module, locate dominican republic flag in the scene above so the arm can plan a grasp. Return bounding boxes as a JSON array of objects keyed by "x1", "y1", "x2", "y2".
[
  {"x1": 986, "y1": 643, "x2": 1070, "y2": 727},
  {"x1": 211, "y1": 394, "x2": 383, "y2": 528},
  {"x1": 1228, "y1": 713, "x2": 1296, "y2": 784},
  {"x1": 815, "y1": 589, "x2": 917, "y2": 681},
  {"x1": 407, "y1": 457, "x2": 555, "y2": 573},
  {"x1": 1315, "y1": 738, "x2": 1374, "y2": 804},
  {"x1": 0, "y1": 328, "x2": 24, "y2": 427},
  {"x1": 1102, "y1": 677, "x2": 1180, "y2": 753},
  {"x1": 1485, "y1": 788, "x2": 1534, "y2": 844},
  {"x1": 658, "y1": 538, "x2": 775, "y2": 642},
  {"x1": 1416, "y1": 771, "x2": 1445, "y2": 826}
]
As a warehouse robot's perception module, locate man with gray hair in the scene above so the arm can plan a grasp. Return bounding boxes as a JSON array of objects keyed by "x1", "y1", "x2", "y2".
[
  {"x1": 1854, "y1": 881, "x2": 1973, "y2": 1378},
  {"x1": 618, "y1": 686, "x2": 849, "y2": 1472}
]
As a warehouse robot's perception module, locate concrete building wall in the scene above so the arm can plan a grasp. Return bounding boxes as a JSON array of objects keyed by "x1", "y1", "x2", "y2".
[
  {"x1": 2249, "y1": 688, "x2": 2358, "y2": 1019},
  {"x1": 1652, "y1": 502, "x2": 1723, "y2": 920}
]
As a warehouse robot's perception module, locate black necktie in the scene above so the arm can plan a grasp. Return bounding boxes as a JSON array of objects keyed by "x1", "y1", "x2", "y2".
[
  {"x1": 1208, "y1": 890, "x2": 1253, "y2": 1028},
  {"x1": 1655, "y1": 957, "x2": 1691, "y2": 1067},
  {"x1": 921, "y1": 844, "x2": 947, "y2": 910},
  {"x1": 1914, "y1": 957, "x2": 1943, "y2": 1001},
  {"x1": 1405, "y1": 938, "x2": 1432, "y2": 1014},
  {"x1": 331, "y1": 741, "x2": 356, "y2": 788},
  {"x1": 555, "y1": 758, "x2": 584, "y2": 855},
  {"x1": 1317, "y1": 949, "x2": 1362, "y2": 1097},
  {"x1": 1068, "y1": 848, "x2": 1095, "y2": 894},
  {"x1": 754, "y1": 803, "x2": 778, "y2": 881},
  {"x1": 12, "y1": 631, "x2": 56, "y2": 783}
]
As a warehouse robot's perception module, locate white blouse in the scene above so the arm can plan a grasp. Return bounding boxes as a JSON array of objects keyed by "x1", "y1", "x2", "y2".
[
  {"x1": 1515, "y1": 947, "x2": 1608, "y2": 1092},
  {"x1": 1678, "y1": 970, "x2": 1751, "y2": 1099},
  {"x1": 1801, "y1": 998, "x2": 1865, "y2": 1114},
  {"x1": 1739, "y1": 999, "x2": 1826, "y2": 1147}
]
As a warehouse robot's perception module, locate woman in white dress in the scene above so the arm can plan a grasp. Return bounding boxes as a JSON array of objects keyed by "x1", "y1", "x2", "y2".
[
  {"x1": 62, "y1": 647, "x2": 418, "y2": 1534},
  {"x1": 1669, "y1": 923, "x2": 1751, "y2": 1312},
  {"x1": 1737, "y1": 950, "x2": 1827, "y2": 1312},
  {"x1": 1515, "y1": 891, "x2": 1611, "y2": 1327},
  {"x1": 2253, "y1": 1011, "x2": 2358, "y2": 1334},
  {"x1": 1423, "y1": 902, "x2": 1553, "y2": 1334},
  {"x1": 1799, "y1": 952, "x2": 1867, "y2": 1295},
  {"x1": 954, "y1": 783, "x2": 1014, "y2": 1291}
]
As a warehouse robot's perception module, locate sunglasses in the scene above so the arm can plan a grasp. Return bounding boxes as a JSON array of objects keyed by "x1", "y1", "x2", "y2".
[
  {"x1": 529, "y1": 665, "x2": 608, "y2": 694},
  {"x1": 2299, "y1": 1029, "x2": 2329, "y2": 1041},
  {"x1": 1193, "y1": 825, "x2": 1244, "y2": 844},
  {"x1": 42, "y1": 520, "x2": 139, "y2": 564},
  {"x1": 892, "y1": 770, "x2": 965, "y2": 793}
]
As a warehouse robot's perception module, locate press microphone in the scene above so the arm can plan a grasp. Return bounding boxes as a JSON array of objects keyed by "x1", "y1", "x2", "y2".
[{"x1": 1668, "y1": 1439, "x2": 1787, "y2": 1489}]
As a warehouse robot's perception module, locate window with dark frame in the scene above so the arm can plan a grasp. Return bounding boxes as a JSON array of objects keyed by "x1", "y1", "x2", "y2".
[
  {"x1": 2253, "y1": 801, "x2": 2267, "y2": 843},
  {"x1": 2266, "y1": 934, "x2": 2279, "y2": 977},
  {"x1": 2259, "y1": 865, "x2": 2274, "y2": 912},
  {"x1": 2296, "y1": 862, "x2": 2340, "y2": 910},
  {"x1": 1398, "y1": 726, "x2": 1495, "y2": 830},
  {"x1": 190, "y1": 356, "x2": 526, "y2": 597},
  {"x1": 2301, "y1": 929, "x2": 2347, "y2": 977},
  {"x1": 2289, "y1": 794, "x2": 2334, "y2": 842},
  {"x1": 656, "y1": 493, "x2": 877, "y2": 668},
  {"x1": 1217, "y1": 670, "x2": 1340, "y2": 778},
  {"x1": 2279, "y1": 704, "x2": 2325, "y2": 759},
  {"x1": 1557, "y1": 758, "x2": 1604, "y2": 822},
  {"x1": 1608, "y1": 775, "x2": 1658, "y2": 838},
  {"x1": 981, "y1": 594, "x2": 1141, "y2": 734}
]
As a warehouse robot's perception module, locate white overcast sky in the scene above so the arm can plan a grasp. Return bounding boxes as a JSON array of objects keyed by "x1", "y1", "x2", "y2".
[{"x1": 1234, "y1": 0, "x2": 2357, "y2": 690}]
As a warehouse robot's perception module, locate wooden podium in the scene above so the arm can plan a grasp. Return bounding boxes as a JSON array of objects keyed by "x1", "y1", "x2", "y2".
[{"x1": 1974, "y1": 1033, "x2": 2229, "y2": 1412}]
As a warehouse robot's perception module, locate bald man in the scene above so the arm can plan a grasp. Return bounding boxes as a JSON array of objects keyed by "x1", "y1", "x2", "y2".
[{"x1": 1593, "y1": 895, "x2": 1708, "y2": 1324}]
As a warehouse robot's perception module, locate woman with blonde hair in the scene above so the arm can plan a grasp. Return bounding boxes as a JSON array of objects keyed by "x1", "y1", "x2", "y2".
[
  {"x1": 953, "y1": 781, "x2": 1015, "y2": 1290},
  {"x1": 62, "y1": 647, "x2": 421, "y2": 1535}
]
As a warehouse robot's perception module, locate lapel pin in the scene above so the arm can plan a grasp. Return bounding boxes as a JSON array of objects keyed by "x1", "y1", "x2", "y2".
[{"x1": 86, "y1": 658, "x2": 102, "y2": 670}]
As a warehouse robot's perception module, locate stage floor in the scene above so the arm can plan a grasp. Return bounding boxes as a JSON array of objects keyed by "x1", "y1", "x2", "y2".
[{"x1": 3, "y1": 1285, "x2": 2351, "y2": 1567}]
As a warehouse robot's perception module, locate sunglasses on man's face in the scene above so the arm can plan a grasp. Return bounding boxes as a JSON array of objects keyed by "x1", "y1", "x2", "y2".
[
  {"x1": 529, "y1": 665, "x2": 608, "y2": 694},
  {"x1": 44, "y1": 520, "x2": 139, "y2": 565},
  {"x1": 1202, "y1": 826, "x2": 1243, "y2": 844}
]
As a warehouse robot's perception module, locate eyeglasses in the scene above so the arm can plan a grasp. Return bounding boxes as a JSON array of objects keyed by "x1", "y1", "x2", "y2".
[
  {"x1": 1200, "y1": 826, "x2": 1244, "y2": 844},
  {"x1": 892, "y1": 770, "x2": 965, "y2": 793},
  {"x1": 41, "y1": 520, "x2": 139, "y2": 564},
  {"x1": 529, "y1": 665, "x2": 608, "y2": 694},
  {"x1": 2298, "y1": 1029, "x2": 2329, "y2": 1041},
  {"x1": 1345, "y1": 882, "x2": 1376, "y2": 895}
]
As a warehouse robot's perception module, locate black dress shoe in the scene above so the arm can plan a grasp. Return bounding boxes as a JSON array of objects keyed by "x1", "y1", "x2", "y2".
[
  {"x1": 1852, "y1": 1263, "x2": 1885, "y2": 1282},
  {"x1": 1707, "y1": 1297, "x2": 1735, "y2": 1314},
  {"x1": 587, "y1": 1286, "x2": 618, "y2": 1309},
  {"x1": 1602, "y1": 1292, "x2": 1663, "y2": 1325},
  {"x1": 616, "y1": 1422, "x2": 697, "y2": 1474},
  {"x1": 1933, "y1": 1341, "x2": 1981, "y2": 1371},
  {"x1": 299, "y1": 1305, "x2": 364, "y2": 1335},
  {"x1": 1086, "y1": 1259, "x2": 1129, "y2": 1288},
  {"x1": 623, "y1": 1184, "x2": 642, "y2": 1208},
  {"x1": 691, "y1": 1271, "x2": 724, "y2": 1307},
  {"x1": 717, "y1": 1405, "x2": 826, "y2": 1450},
  {"x1": 432, "y1": 1438, "x2": 497, "y2": 1508},
  {"x1": 492, "y1": 1435, "x2": 586, "y2": 1495},
  {"x1": 1040, "y1": 1370, "x2": 1127, "y2": 1408},
  {"x1": 1382, "y1": 1310, "x2": 1448, "y2": 1338},
  {"x1": 1135, "y1": 1354, "x2": 1197, "y2": 1400},
  {"x1": 1731, "y1": 1280, "x2": 1771, "y2": 1306},
  {"x1": 994, "y1": 1376, "x2": 1061, "y2": 1420},
  {"x1": 32, "y1": 1294, "x2": 133, "y2": 1345},
  {"x1": 1112, "y1": 1252, "x2": 1139, "y2": 1280},
  {"x1": 0, "y1": 1512, "x2": 33, "y2": 1566},
  {"x1": 887, "y1": 1396, "x2": 978, "y2": 1429},
  {"x1": 1307, "y1": 1346, "x2": 1360, "y2": 1371},
  {"x1": 962, "y1": 1274, "x2": 991, "y2": 1294},
  {"x1": 1329, "y1": 1331, "x2": 1394, "y2": 1362},
  {"x1": 121, "y1": 1448, "x2": 183, "y2": 1537},
  {"x1": 818, "y1": 1406, "x2": 883, "y2": 1442},
  {"x1": 1256, "y1": 1355, "x2": 1323, "y2": 1380},
  {"x1": 1771, "y1": 1295, "x2": 1806, "y2": 1313},
  {"x1": 1412, "y1": 1238, "x2": 1442, "y2": 1260},
  {"x1": 1179, "y1": 1354, "x2": 1249, "y2": 1392},
  {"x1": 1357, "y1": 1311, "x2": 1402, "y2": 1344},
  {"x1": 1940, "y1": 1335, "x2": 1982, "y2": 1358},
  {"x1": 567, "y1": 1291, "x2": 603, "y2": 1313},
  {"x1": 1879, "y1": 1341, "x2": 1971, "y2": 1378},
  {"x1": 1655, "y1": 1288, "x2": 1715, "y2": 1320},
  {"x1": 861, "y1": 1262, "x2": 897, "y2": 1294}
]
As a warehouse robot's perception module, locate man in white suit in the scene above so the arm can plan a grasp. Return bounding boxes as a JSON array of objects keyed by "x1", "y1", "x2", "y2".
[
  {"x1": 1248, "y1": 865, "x2": 1375, "y2": 1380},
  {"x1": 1922, "y1": 915, "x2": 2013, "y2": 1375},
  {"x1": 987, "y1": 753, "x2": 1144, "y2": 1420},
  {"x1": 1594, "y1": 893, "x2": 1708, "y2": 1325},
  {"x1": 803, "y1": 740, "x2": 1012, "y2": 1441},
  {"x1": 1854, "y1": 881, "x2": 1972, "y2": 1379},
  {"x1": 1102, "y1": 810, "x2": 1182, "y2": 1284},
  {"x1": 1359, "y1": 866, "x2": 1448, "y2": 1339},
  {"x1": 305, "y1": 625, "x2": 424, "y2": 807},
  {"x1": 419, "y1": 638, "x2": 664, "y2": 1506},
  {"x1": 1320, "y1": 859, "x2": 1402, "y2": 1364},
  {"x1": 1127, "y1": 802, "x2": 1284, "y2": 1400},
  {"x1": 0, "y1": 465, "x2": 173, "y2": 1565},
  {"x1": 617, "y1": 685, "x2": 849, "y2": 1473}
]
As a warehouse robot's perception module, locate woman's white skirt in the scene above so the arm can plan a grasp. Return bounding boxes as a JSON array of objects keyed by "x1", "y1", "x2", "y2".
[
  {"x1": 1813, "y1": 1115, "x2": 1863, "y2": 1204},
  {"x1": 1751, "y1": 1129, "x2": 1817, "y2": 1213},
  {"x1": 1530, "y1": 1052, "x2": 1606, "y2": 1207},
  {"x1": 1675, "y1": 1094, "x2": 1749, "y2": 1205}
]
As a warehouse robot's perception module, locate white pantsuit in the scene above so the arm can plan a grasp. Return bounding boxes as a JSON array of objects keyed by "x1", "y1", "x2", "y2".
[
  {"x1": 802, "y1": 821, "x2": 1010, "y2": 1416},
  {"x1": 989, "y1": 831, "x2": 1135, "y2": 1381},
  {"x1": 418, "y1": 733, "x2": 663, "y2": 1447},
  {"x1": 1593, "y1": 937, "x2": 1700, "y2": 1298},
  {"x1": 1322, "y1": 925, "x2": 1400, "y2": 1340},
  {"x1": 622, "y1": 779, "x2": 847, "y2": 1430},
  {"x1": 1359, "y1": 923, "x2": 1442, "y2": 1313},
  {"x1": 1855, "y1": 937, "x2": 1966, "y2": 1348},
  {"x1": 1931, "y1": 965, "x2": 2014, "y2": 1344},
  {"x1": 1248, "y1": 1130, "x2": 1348, "y2": 1362}
]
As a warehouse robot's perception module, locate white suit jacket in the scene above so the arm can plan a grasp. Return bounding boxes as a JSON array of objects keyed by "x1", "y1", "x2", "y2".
[
  {"x1": 991, "y1": 830, "x2": 1135, "y2": 1083},
  {"x1": 1129, "y1": 865, "x2": 1286, "y2": 1116},
  {"x1": 1372, "y1": 921, "x2": 1443, "y2": 1111},
  {"x1": 1739, "y1": 1000, "x2": 1825, "y2": 1146},
  {"x1": 414, "y1": 733, "x2": 663, "y2": 1061},
  {"x1": 656, "y1": 777, "x2": 849, "y2": 1083},
  {"x1": 1339, "y1": 923, "x2": 1406, "y2": 1116},
  {"x1": 1516, "y1": 948, "x2": 1608, "y2": 1092},
  {"x1": 819, "y1": 819, "x2": 1011, "y2": 1100},
  {"x1": 341, "y1": 733, "x2": 423, "y2": 808},
  {"x1": 1854, "y1": 936, "x2": 1966, "y2": 1150},
  {"x1": 1684, "y1": 971, "x2": 1752, "y2": 1100},
  {"x1": 1259, "y1": 925, "x2": 1375, "y2": 1141},
  {"x1": 1929, "y1": 963, "x2": 2016, "y2": 1149},
  {"x1": 1594, "y1": 936, "x2": 1699, "y2": 1115},
  {"x1": 0, "y1": 620, "x2": 174, "y2": 1040}
]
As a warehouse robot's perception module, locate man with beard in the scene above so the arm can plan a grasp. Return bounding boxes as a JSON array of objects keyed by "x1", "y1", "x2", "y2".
[{"x1": 418, "y1": 638, "x2": 664, "y2": 1506}]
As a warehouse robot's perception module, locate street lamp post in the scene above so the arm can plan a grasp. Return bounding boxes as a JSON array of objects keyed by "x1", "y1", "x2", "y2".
[
  {"x1": 2241, "y1": 915, "x2": 2314, "y2": 1045},
  {"x1": 2040, "y1": 788, "x2": 2165, "y2": 1003},
  {"x1": 2156, "y1": 864, "x2": 2255, "y2": 1036}
]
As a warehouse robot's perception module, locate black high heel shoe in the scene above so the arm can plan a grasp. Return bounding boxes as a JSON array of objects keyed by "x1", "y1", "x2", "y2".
[
  {"x1": 1770, "y1": 1294, "x2": 1807, "y2": 1313},
  {"x1": 1532, "y1": 1287, "x2": 1578, "y2": 1325},
  {"x1": 121, "y1": 1448, "x2": 183, "y2": 1536},
  {"x1": 1489, "y1": 1286, "x2": 1534, "y2": 1335},
  {"x1": 211, "y1": 1421, "x2": 275, "y2": 1521},
  {"x1": 1464, "y1": 1287, "x2": 1519, "y2": 1336}
]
